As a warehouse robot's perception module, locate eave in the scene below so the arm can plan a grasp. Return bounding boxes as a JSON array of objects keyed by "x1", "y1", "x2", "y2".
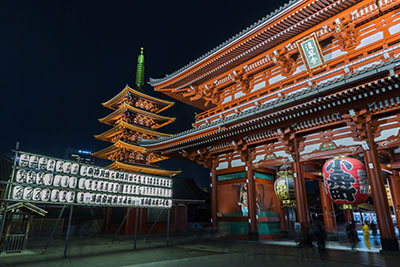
[
  {"x1": 94, "y1": 121, "x2": 172, "y2": 143},
  {"x1": 98, "y1": 103, "x2": 176, "y2": 129},
  {"x1": 102, "y1": 85, "x2": 175, "y2": 113},
  {"x1": 107, "y1": 161, "x2": 181, "y2": 177},
  {"x1": 91, "y1": 140, "x2": 147, "y2": 158}
]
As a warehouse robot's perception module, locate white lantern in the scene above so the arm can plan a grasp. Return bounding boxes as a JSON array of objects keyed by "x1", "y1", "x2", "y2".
[
  {"x1": 80, "y1": 165, "x2": 88, "y2": 176},
  {"x1": 61, "y1": 176, "x2": 70, "y2": 188},
  {"x1": 26, "y1": 171, "x2": 36, "y2": 184},
  {"x1": 51, "y1": 189, "x2": 60, "y2": 202},
  {"x1": 67, "y1": 191, "x2": 75, "y2": 203},
  {"x1": 92, "y1": 180, "x2": 98, "y2": 191},
  {"x1": 19, "y1": 154, "x2": 30, "y2": 167},
  {"x1": 78, "y1": 178, "x2": 86, "y2": 189},
  {"x1": 12, "y1": 186, "x2": 23, "y2": 200},
  {"x1": 38, "y1": 157, "x2": 48, "y2": 170},
  {"x1": 41, "y1": 189, "x2": 51, "y2": 202},
  {"x1": 63, "y1": 162, "x2": 72, "y2": 174},
  {"x1": 16, "y1": 170, "x2": 27, "y2": 183},
  {"x1": 53, "y1": 175, "x2": 62, "y2": 187},
  {"x1": 93, "y1": 168, "x2": 100, "y2": 178},
  {"x1": 86, "y1": 166, "x2": 94, "y2": 177},
  {"x1": 44, "y1": 173, "x2": 54, "y2": 186},
  {"x1": 33, "y1": 188, "x2": 42, "y2": 201},
  {"x1": 46, "y1": 159, "x2": 56, "y2": 171},
  {"x1": 71, "y1": 163, "x2": 79, "y2": 175},
  {"x1": 36, "y1": 172, "x2": 45, "y2": 185},
  {"x1": 55, "y1": 161, "x2": 64, "y2": 173},
  {"x1": 28, "y1": 155, "x2": 39, "y2": 169},
  {"x1": 77, "y1": 192, "x2": 85, "y2": 203},
  {"x1": 83, "y1": 193, "x2": 92, "y2": 204},
  {"x1": 59, "y1": 190, "x2": 67, "y2": 202},
  {"x1": 69, "y1": 177, "x2": 77, "y2": 188}
]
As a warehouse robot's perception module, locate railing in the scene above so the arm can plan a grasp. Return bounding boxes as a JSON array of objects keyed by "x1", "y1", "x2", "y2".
[{"x1": 4, "y1": 234, "x2": 26, "y2": 253}]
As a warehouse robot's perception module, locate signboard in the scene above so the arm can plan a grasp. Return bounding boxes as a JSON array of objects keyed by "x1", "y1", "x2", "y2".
[
  {"x1": 6, "y1": 151, "x2": 173, "y2": 209},
  {"x1": 296, "y1": 33, "x2": 325, "y2": 72}
]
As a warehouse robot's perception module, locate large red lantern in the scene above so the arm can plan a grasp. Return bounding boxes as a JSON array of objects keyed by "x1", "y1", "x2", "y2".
[{"x1": 322, "y1": 157, "x2": 369, "y2": 205}]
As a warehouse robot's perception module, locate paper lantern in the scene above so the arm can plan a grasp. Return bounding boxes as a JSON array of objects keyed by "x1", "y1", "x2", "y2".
[
  {"x1": 274, "y1": 170, "x2": 296, "y2": 207},
  {"x1": 323, "y1": 157, "x2": 369, "y2": 205}
]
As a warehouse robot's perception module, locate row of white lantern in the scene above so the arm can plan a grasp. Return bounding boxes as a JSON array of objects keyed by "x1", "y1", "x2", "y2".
[
  {"x1": 15, "y1": 169, "x2": 172, "y2": 197},
  {"x1": 121, "y1": 184, "x2": 172, "y2": 197},
  {"x1": 12, "y1": 185, "x2": 172, "y2": 208},
  {"x1": 76, "y1": 193, "x2": 172, "y2": 208},
  {"x1": 18, "y1": 154, "x2": 172, "y2": 188},
  {"x1": 12, "y1": 186, "x2": 75, "y2": 203}
]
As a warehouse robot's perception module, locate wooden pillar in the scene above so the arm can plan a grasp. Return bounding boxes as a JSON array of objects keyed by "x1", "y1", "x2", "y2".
[
  {"x1": 246, "y1": 148, "x2": 258, "y2": 240},
  {"x1": 292, "y1": 161, "x2": 309, "y2": 229},
  {"x1": 344, "y1": 209, "x2": 354, "y2": 224},
  {"x1": 318, "y1": 181, "x2": 336, "y2": 233},
  {"x1": 211, "y1": 157, "x2": 218, "y2": 233},
  {"x1": 389, "y1": 170, "x2": 400, "y2": 236},
  {"x1": 277, "y1": 200, "x2": 288, "y2": 232},
  {"x1": 363, "y1": 123, "x2": 399, "y2": 251}
]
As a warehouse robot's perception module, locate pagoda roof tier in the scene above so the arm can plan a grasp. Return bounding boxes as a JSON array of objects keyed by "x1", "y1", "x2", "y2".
[
  {"x1": 99, "y1": 103, "x2": 175, "y2": 129},
  {"x1": 91, "y1": 140, "x2": 167, "y2": 164},
  {"x1": 107, "y1": 161, "x2": 181, "y2": 177},
  {"x1": 149, "y1": 0, "x2": 361, "y2": 109},
  {"x1": 94, "y1": 121, "x2": 172, "y2": 144},
  {"x1": 102, "y1": 85, "x2": 174, "y2": 113}
]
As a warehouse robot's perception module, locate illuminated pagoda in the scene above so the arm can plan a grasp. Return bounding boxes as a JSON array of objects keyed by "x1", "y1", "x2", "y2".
[
  {"x1": 143, "y1": 0, "x2": 400, "y2": 251},
  {"x1": 92, "y1": 48, "x2": 180, "y2": 177}
]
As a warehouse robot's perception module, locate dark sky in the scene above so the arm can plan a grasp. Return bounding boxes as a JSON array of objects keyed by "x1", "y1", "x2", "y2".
[{"x1": 0, "y1": 0, "x2": 288, "y2": 189}]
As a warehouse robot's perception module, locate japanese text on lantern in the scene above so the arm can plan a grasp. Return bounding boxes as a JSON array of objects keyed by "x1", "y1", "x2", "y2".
[{"x1": 325, "y1": 159, "x2": 357, "y2": 202}]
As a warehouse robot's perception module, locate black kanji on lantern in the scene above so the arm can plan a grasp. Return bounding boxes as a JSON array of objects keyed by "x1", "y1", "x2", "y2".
[{"x1": 325, "y1": 159, "x2": 356, "y2": 202}]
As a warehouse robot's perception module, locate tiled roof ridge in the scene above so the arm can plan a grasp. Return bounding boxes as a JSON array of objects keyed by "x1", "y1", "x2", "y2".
[{"x1": 148, "y1": 0, "x2": 300, "y2": 85}]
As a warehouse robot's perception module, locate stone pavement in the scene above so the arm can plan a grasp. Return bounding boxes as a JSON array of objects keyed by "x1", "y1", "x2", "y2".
[{"x1": 0, "y1": 234, "x2": 399, "y2": 267}]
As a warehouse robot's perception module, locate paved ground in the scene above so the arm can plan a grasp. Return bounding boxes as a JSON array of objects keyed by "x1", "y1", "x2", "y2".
[{"x1": 0, "y1": 233, "x2": 399, "y2": 267}]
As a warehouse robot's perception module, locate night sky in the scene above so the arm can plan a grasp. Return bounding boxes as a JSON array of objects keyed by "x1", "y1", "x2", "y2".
[{"x1": 1, "y1": 0, "x2": 288, "y2": 189}]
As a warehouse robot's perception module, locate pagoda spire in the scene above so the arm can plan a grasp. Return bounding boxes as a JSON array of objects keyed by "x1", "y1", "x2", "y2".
[{"x1": 135, "y1": 47, "x2": 145, "y2": 90}]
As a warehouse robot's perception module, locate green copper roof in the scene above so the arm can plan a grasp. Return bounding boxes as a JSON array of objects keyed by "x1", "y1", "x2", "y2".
[{"x1": 135, "y1": 47, "x2": 145, "y2": 89}]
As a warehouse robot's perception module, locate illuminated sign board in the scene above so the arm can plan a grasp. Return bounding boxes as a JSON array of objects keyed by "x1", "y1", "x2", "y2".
[{"x1": 7, "y1": 151, "x2": 173, "y2": 209}]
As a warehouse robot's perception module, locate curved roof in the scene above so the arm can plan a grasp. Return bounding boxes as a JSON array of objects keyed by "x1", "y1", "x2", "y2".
[
  {"x1": 94, "y1": 121, "x2": 172, "y2": 143},
  {"x1": 102, "y1": 85, "x2": 175, "y2": 113},
  {"x1": 149, "y1": 0, "x2": 301, "y2": 86},
  {"x1": 99, "y1": 103, "x2": 176, "y2": 129},
  {"x1": 107, "y1": 161, "x2": 181, "y2": 177}
]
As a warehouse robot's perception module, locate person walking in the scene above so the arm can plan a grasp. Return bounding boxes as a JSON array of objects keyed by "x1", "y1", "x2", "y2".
[
  {"x1": 362, "y1": 221, "x2": 372, "y2": 249},
  {"x1": 315, "y1": 222, "x2": 327, "y2": 255},
  {"x1": 346, "y1": 221, "x2": 358, "y2": 251}
]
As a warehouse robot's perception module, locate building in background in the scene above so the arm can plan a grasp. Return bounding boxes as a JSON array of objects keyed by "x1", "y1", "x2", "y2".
[{"x1": 64, "y1": 148, "x2": 96, "y2": 165}]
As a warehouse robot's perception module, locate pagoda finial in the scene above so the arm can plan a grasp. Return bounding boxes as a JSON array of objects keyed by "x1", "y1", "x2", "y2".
[{"x1": 135, "y1": 47, "x2": 145, "y2": 90}]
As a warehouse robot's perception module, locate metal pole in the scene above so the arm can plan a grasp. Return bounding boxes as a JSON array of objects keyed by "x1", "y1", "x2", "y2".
[
  {"x1": 0, "y1": 143, "x2": 20, "y2": 253},
  {"x1": 0, "y1": 201, "x2": 9, "y2": 253},
  {"x1": 144, "y1": 209, "x2": 164, "y2": 241},
  {"x1": 134, "y1": 207, "x2": 139, "y2": 250},
  {"x1": 63, "y1": 205, "x2": 74, "y2": 258},
  {"x1": 166, "y1": 208, "x2": 170, "y2": 246},
  {"x1": 109, "y1": 207, "x2": 131, "y2": 246},
  {"x1": 42, "y1": 204, "x2": 66, "y2": 254}
]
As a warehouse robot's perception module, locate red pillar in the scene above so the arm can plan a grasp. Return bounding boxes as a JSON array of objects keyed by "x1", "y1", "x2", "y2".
[
  {"x1": 319, "y1": 181, "x2": 336, "y2": 233},
  {"x1": 344, "y1": 209, "x2": 354, "y2": 224},
  {"x1": 211, "y1": 157, "x2": 218, "y2": 233},
  {"x1": 246, "y1": 148, "x2": 258, "y2": 240},
  {"x1": 277, "y1": 201, "x2": 288, "y2": 232},
  {"x1": 363, "y1": 123, "x2": 399, "y2": 251},
  {"x1": 389, "y1": 170, "x2": 400, "y2": 236},
  {"x1": 292, "y1": 162, "x2": 309, "y2": 231}
]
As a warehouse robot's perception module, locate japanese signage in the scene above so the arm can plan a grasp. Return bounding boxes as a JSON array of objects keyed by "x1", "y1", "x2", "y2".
[
  {"x1": 8, "y1": 151, "x2": 173, "y2": 209},
  {"x1": 296, "y1": 33, "x2": 325, "y2": 72},
  {"x1": 323, "y1": 157, "x2": 369, "y2": 205}
]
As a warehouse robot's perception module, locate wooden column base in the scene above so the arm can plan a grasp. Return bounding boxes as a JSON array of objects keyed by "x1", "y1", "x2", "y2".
[
  {"x1": 381, "y1": 238, "x2": 400, "y2": 252},
  {"x1": 249, "y1": 232, "x2": 259, "y2": 241}
]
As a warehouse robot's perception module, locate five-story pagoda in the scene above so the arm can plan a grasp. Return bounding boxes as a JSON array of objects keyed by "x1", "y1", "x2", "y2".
[{"x1": 92, "y1": 48, "x2": 180, "y2": 177}]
